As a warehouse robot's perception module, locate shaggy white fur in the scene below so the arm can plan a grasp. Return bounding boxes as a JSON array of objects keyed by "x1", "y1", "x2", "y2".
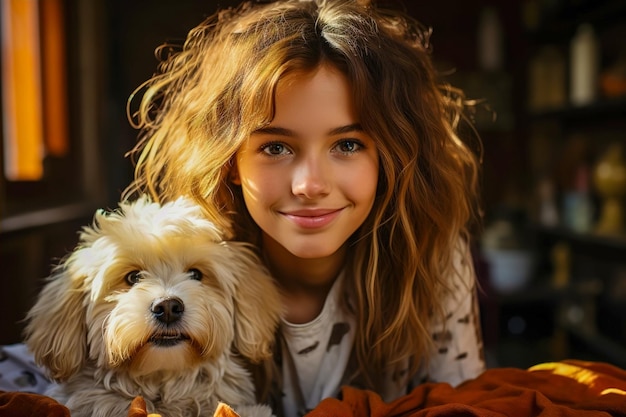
[{"x1": 24, "y1": 195, "x2": 281, "y2": 417}]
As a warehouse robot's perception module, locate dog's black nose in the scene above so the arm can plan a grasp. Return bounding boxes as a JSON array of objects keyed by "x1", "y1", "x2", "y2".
[{"x1": 151, "y1": 297, "x2": 184, "y2": 324}]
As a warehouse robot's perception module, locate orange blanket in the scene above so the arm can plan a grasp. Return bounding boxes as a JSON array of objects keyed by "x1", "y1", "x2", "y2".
[
  {"x1": 1, "y1": 360, "x2": 625, "y2": 416},
  {"x1": 307, "y1": 360, "x2": 626, "y2": 417}
]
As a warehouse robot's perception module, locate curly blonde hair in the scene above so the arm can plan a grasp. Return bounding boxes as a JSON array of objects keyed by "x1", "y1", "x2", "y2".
[{"x1": 125, "y1": 0, "x2": 482, "y2": 394}]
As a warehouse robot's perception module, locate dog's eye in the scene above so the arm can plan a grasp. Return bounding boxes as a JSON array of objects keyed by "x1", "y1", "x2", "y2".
[
  {"x1": 188, "y1": 268, "x2": 202, "y2": 281},
  {"x1": 125, "y1": 270, "x2": 143, "y2": 285}
]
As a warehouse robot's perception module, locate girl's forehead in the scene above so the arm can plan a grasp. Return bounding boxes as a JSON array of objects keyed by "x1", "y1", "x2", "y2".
[
  {"x1": 273, "y1": 65, "x2": 356, "y2": 112},
  {"x1": 243, "y1": 62, "x2": 361, "y2": 136},
  {"x1": 274, "y1": 66, "x2": 356, "y2": 119}
]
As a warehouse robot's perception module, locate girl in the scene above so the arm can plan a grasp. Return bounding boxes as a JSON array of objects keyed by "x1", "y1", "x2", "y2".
[{"x1": 125, "y1": 0, "x2": 485, "y2": 415}]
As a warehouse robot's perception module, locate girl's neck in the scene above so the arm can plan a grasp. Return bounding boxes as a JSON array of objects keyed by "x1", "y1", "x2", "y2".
[{"x1": 261, "y1": 235, "x2": 347, "y2": 324}]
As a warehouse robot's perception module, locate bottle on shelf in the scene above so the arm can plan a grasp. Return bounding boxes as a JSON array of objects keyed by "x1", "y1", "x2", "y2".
[
  {"x1": 570, "y1": 24, "x2": 600, "y2": 107},
  {"x1": 563, "y1": 164, "x2": 594, "y2": 233},
  {"x1": 593, "y1": 143, "x2": 626, "y2": 236}
]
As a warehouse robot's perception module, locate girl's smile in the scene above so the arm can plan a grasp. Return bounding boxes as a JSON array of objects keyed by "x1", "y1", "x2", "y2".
[{"x1": 279, "y1": 208, "x2": 345, "y2": 230}]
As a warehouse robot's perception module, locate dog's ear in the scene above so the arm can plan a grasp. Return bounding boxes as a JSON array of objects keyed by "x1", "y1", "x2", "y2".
[
  {"x1": 23, "y1": 255, "x2": 88, "y2": 382},
  {"x1": 229, "y1": 245, "x2": 282, "y2": 363}
]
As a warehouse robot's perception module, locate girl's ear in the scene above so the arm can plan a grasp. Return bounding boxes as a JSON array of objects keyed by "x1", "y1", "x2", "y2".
[{"x1": 229, "y1": 158, "x2": 241, "y2": 185}]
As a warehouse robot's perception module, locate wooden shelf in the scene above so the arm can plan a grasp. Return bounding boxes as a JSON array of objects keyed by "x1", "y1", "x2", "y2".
[
  {"x1": 0, "y1": 202, "x2": 98, "y2": 235},
  {"x1": 532, "y1": 225, "x2": 626, "y2": 261},
  {"x1": 529, "y1": 97, "x2": 626, "y2": 121}
]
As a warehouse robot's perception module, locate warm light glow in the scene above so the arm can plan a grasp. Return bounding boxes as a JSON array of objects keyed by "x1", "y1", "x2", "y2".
[
  {"x1": 41, "y1": 0, "x2": 69, "y2": 157},
  {"x1": 529, "y1": 362, "x2": 598, "y2": 386},
  {"x1": 601, "y1": 387, "x2": 626, "y2": 396},
  {"x1": 1, "y1": 0, "x2": 44, "y2": 180}
]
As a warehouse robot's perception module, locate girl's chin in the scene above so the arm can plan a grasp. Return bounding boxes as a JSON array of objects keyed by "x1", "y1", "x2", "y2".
[
  {"x1": 262, "y1": 232, "x2": 348, "y2": 262},
  {"x1": 286, "y1": 247, "x2": 340, "y2": 260},
  {"x1": 284, "y1": 239, "x2": 349, "y2": 261}
]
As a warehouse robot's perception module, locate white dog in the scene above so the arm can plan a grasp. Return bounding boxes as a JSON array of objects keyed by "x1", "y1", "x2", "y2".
[{"x1": 24, "y1": 195, "x2": 281, "y2": 417}]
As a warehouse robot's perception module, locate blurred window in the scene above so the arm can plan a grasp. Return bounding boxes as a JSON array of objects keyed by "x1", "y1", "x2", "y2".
[{"x1": 1, "y1": 0, "x2": 81, "y2": 221}]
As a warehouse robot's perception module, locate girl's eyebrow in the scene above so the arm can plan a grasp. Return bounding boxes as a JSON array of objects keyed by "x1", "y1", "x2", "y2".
[
  {"x1": 252, "y1": 123, "x2": 363, "y2": 137},
  {"x1": 251, "y1": 126, "x2": 295, "y2": 137},
  {"x1": 329, "y1": 123, "x2": 363, "y2": 135}
]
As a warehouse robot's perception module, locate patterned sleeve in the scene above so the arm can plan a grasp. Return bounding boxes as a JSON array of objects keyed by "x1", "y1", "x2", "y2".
[{"x1": 414, "y1": 240, "x2": 486, "y2": 387}]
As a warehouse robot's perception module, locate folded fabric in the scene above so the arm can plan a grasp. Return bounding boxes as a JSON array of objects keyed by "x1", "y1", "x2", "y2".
[
  {"x1": 306, "y1": 359, "x2": 626, "y2": 417},
  {"x1": 0, "y1": 390, "x2": 69, "y2": 417}
]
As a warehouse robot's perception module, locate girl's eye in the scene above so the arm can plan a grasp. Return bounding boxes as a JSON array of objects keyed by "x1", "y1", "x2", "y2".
[
  {"x1": 125, "y1": 270, "x2": 142, "y2": 286},
  {"x1": 260, "y1": 142, "x2": 290, "y2": 156},
  {"x1": 335, "y1": 140, "x2": 363, "y2": 154},
  {"x1": 188, "y1": 268, "x2": 203, "y2": 281}
]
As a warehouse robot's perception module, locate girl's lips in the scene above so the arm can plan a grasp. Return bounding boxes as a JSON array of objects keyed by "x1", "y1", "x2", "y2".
[{"x1": 281, "y1": 209, "x2": 343, "y2": 229}]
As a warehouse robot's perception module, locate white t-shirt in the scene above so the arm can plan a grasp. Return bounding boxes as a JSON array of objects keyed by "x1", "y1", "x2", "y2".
[{"x1": 279, "y1": 243, "x2": 485, "y2": 417}]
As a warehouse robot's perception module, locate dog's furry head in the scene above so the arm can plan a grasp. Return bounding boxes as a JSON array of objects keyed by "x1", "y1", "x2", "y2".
[{"x1": 24, "y1": 195, "x2": 282, "y2": 382}]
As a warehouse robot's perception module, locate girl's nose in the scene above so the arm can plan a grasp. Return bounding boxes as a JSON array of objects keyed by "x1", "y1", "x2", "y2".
[{"x1": 292, "y1": 157, "x2": 331, "y2": 199}]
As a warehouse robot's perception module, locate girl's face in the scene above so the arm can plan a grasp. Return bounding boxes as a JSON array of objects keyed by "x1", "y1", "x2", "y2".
[{"x1": 233, "y1": 64, "x2": 379, "y2": 260}]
